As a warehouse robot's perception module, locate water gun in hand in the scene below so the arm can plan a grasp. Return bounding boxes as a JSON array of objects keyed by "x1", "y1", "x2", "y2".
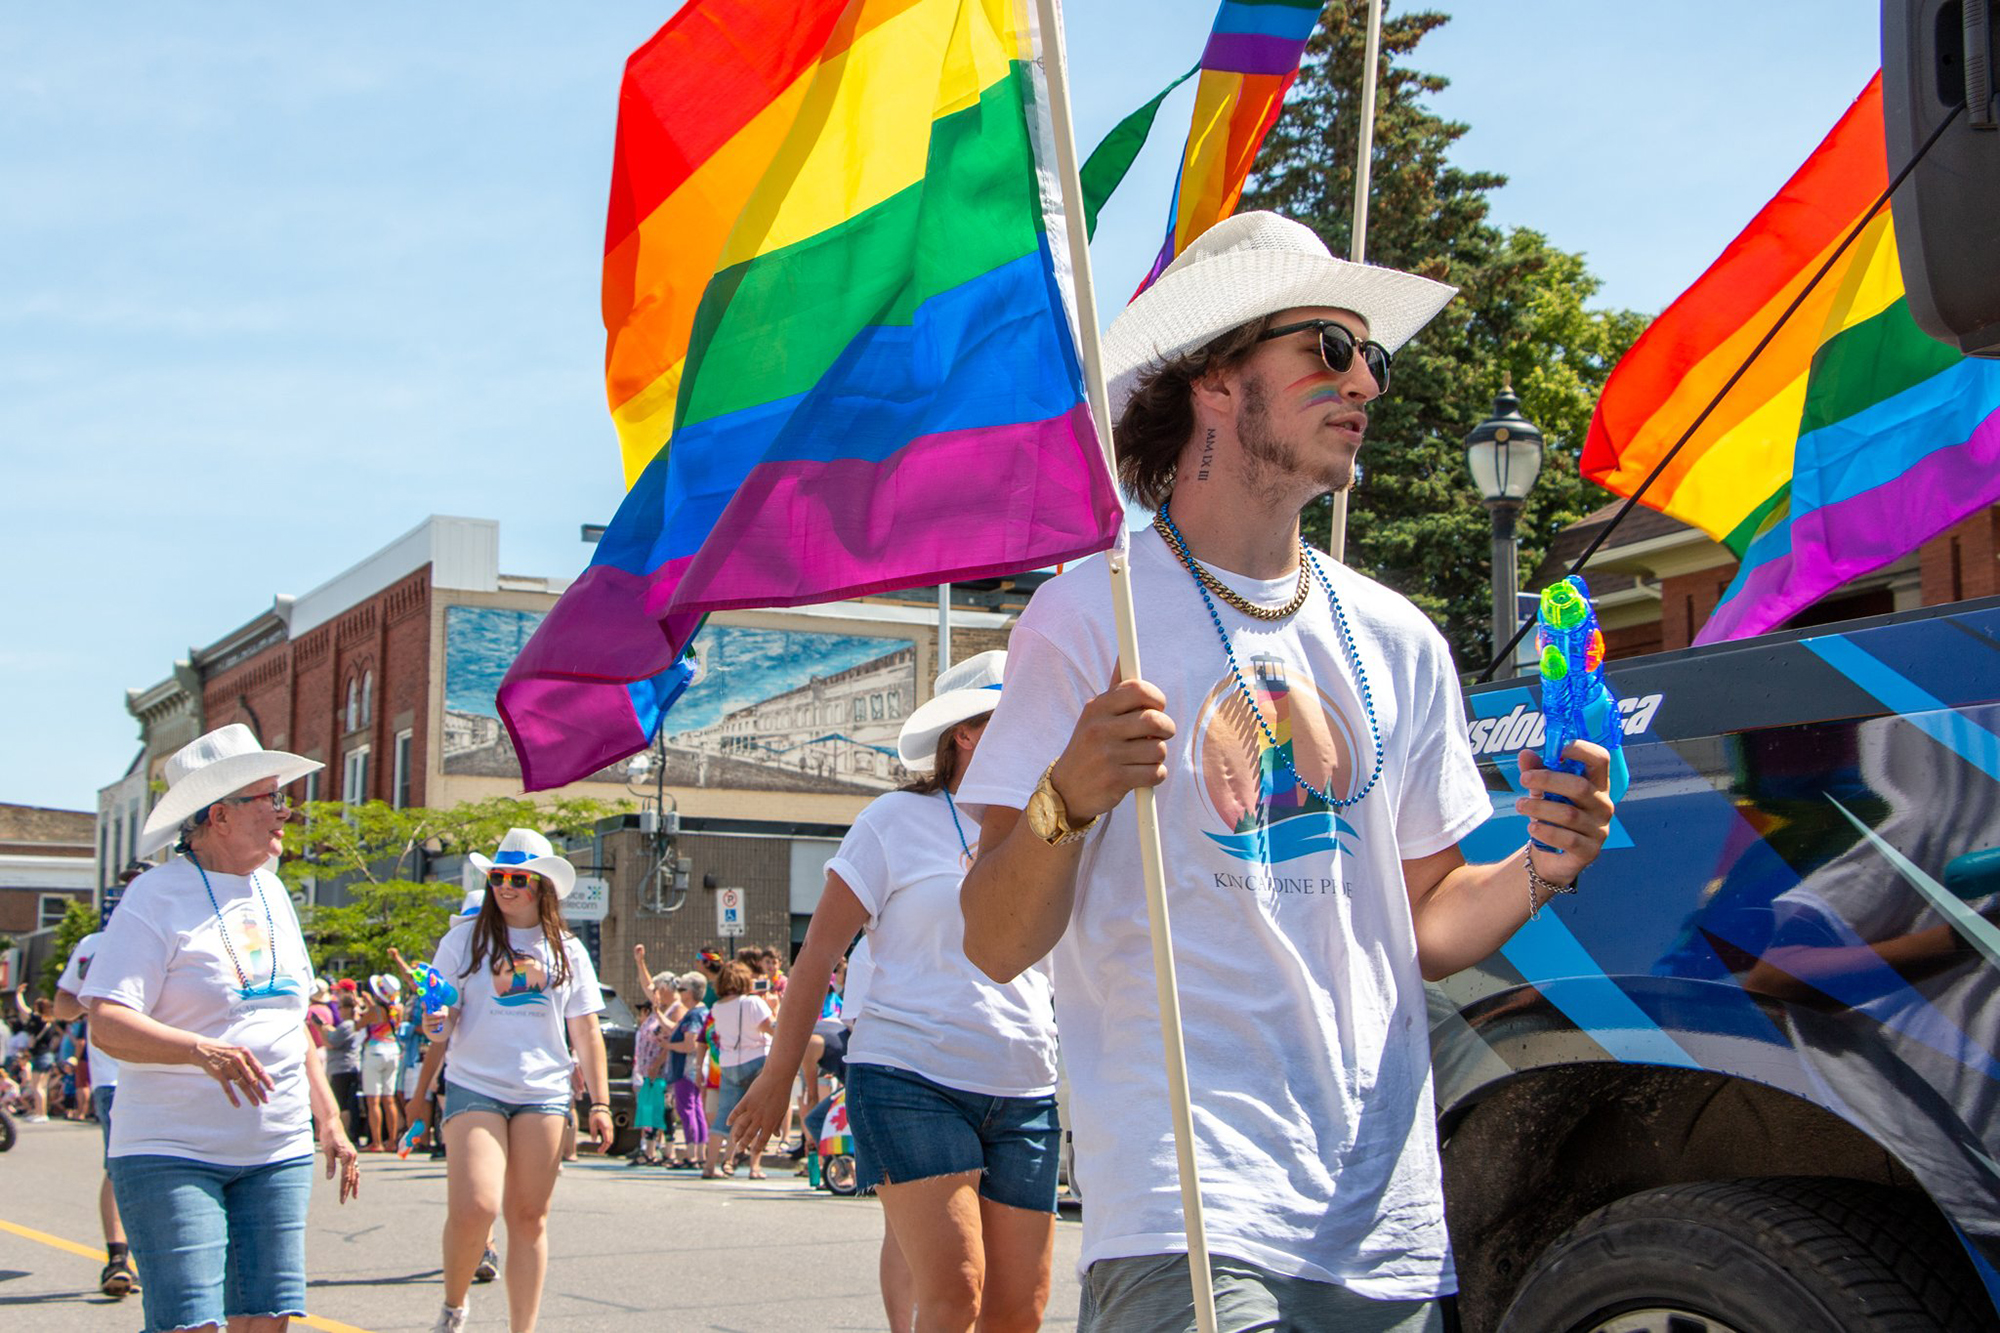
[
  {"x1": 412, "y1": 963, "x2": 460, "y2": 1016},
  {"x1": 1532, "y1": 576, "x2": 1631, "y2": 852},
  {"x1": 398, "y1": 1120, "x2": 426, "y2": 1159}
]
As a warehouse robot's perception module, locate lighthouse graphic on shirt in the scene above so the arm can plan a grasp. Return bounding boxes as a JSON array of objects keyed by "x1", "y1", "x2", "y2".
[{"x1": 1192, "y1": 655, "x2": 1363, "y2": 865}]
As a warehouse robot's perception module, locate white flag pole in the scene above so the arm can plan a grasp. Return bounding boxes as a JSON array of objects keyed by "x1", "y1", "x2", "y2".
[
  {"x1": 1330, "y1": 0, "x2": 1384, "y2": 563},
  {"x1": 938, "y1": 584, "x2": 953, "y2": 673},
  {"x1": 1031, "y1": 0, "x2": 1217, "y2": 1328}
]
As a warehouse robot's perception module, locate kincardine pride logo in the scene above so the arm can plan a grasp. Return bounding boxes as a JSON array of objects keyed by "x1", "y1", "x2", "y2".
[{"x1": 1192, "y1": 655, "x2": 1361, "y2": 865}]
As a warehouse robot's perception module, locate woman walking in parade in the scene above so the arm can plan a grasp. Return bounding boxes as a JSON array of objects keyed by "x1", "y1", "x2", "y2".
[
  {"x1": 410, "y1": 828, "x2": 612, "y2": 1333},
  {"x1": 79, "y1": 724, "x2": 360, "y2": 1333},
  {"x1": 730, "y1": 651, "x2": 1061, "y2": 1332}
]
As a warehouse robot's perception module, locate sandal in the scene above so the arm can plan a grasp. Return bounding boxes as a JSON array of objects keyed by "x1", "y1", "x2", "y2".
[{"x1": 747, "y1": 1167, "x2": 767, "y2": 1180}]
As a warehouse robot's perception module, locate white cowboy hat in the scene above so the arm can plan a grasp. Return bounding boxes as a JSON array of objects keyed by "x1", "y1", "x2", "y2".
[
  {"x1": 468, "y1": 827, "x2": 577, "y2": 900},
  {"x1": 898, "y1": 650, "x2": 1005, "y2": 777},
  {"x1": 138, "y1": 723, "x2": 323, "y2": 856},
  {"x1": 1101, "y1": 211, "x2": 1459, "y2": 417},
  {"x1": 367, "y1": 974, "x2": 402, "y2": 1006},
  {"x1": 458, "y1": 888, "x2": 486, "y2": 916}
]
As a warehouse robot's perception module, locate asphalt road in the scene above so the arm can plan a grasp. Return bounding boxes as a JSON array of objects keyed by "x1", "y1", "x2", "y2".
[{"x1": 0, "y1": 1116, "x2": 1086, "y2": 1331}]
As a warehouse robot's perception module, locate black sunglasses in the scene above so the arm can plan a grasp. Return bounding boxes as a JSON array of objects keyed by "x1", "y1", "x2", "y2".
[{"x1": 1257, "y1": 319, "x2": 1392, "y2": 395}]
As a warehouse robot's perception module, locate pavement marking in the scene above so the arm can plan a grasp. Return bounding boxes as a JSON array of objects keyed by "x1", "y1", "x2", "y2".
[{"x1": 0, "y1": 1217, "x2": 375, "y2": 1333}]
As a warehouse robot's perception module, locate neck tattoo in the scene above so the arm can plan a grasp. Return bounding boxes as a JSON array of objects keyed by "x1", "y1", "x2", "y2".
[
  {"x1": 1197, "y1": 426, "x2": 1216, "y2": 482},
  {"x1": 1154, "y1": 500, "x2": 1386, "y2": 811}
]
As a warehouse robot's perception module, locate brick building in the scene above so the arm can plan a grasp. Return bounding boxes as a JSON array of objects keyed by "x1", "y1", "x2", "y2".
[{"x1": 1530, "y1": 501, "x2": 2000, "y2": 655}]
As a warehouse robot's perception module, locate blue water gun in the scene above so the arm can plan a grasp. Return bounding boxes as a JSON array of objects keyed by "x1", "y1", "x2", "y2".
[
  {"x1": 1532, "y1": 576, "x2": 1630, "y2": 852},
  {"x1": 412, "y1": 963, "x2": 460, "y2": 1017}
]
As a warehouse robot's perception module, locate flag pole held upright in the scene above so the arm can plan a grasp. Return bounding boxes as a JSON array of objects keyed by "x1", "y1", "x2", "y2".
[
  {"x1": 1329, "y1": 0, "x2": 1383, "y2": 565},
  {"x1": 1032, "y1": 0, "x2": 1218, "y2": 1328}
]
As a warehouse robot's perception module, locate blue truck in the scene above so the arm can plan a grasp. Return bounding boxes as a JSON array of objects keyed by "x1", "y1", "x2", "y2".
[{"x1": 1447, "y1": 595, "x2": 2000, "y2": 1331}]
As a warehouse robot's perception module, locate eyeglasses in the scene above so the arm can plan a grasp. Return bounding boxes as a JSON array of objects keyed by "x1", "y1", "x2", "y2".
[
  {"x1": 217, "y1": 790, "x2": 290, "y2": 814},
  {"x1": 487, "y1": 870, "x2": 540, "y2": 890},
  {"x1": 1257, "y1": 319, "x2": 1392, "y2": 395}
]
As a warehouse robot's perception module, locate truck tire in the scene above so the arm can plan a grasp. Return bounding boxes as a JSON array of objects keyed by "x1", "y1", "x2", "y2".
[{"x1": 1497, "y1": 1177, "x2": 1996, "y2": 1333}]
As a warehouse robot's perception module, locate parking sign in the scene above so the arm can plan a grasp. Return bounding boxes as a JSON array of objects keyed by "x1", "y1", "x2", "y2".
[{"x1": 717, "y1": 886, "x2": 745, "y2": 937}]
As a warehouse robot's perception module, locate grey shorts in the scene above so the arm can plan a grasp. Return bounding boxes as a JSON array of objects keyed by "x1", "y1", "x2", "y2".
[{"x1": 1078, "y1": 1255, "x2": 1444, "y2": 1333}]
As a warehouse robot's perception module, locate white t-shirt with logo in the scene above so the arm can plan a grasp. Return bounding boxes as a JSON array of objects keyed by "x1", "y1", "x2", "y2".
[
  {"x1": 57, "y1": 931, "x2": 119, "y2": 1090},
  {"x1": 79, "y1": 858, "x2": 315, "y2": 1165},
  {"x1": 833, "y1": 790, "x2": 1058, "y2": 1097},
  {"x1": 429, "y1": 919, "x2": 603, "y2": 1104},
  {"x1": 956, "y1": 532, "x2": 1488, "y2": 1298}
]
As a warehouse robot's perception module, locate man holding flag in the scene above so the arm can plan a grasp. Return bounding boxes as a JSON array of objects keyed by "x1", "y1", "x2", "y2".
[{"x1": 958, "y1": 211, "x2": 1620, "y2": 1332}]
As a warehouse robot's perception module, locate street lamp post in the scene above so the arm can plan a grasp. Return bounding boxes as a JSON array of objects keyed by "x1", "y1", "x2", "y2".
[{"x1": 1463, "y1": 385, "x2": 1545, "y2": 663}]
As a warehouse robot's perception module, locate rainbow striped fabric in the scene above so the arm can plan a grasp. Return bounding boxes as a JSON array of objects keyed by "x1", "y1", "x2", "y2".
[
  {"x1": 498, "y1": 0, "x2": 1124, "y2": 791},
  {"x1": 1136, "y1": 0, "x2": 1322, "y2": 291},
  {"x1": 1583, "y1": 74, "x2": 2000, "y2": 645}
]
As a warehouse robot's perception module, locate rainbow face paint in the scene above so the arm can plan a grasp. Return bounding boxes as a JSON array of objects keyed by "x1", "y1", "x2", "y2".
[{"x1": 1286, "y1": 371, "x2": 1348, "y2": 410}]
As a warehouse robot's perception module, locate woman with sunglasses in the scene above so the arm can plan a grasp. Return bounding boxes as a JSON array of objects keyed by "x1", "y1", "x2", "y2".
[
  {"x1": 409, "y1": 828, "x2": 611, "y2": 1333},
  {"x1": 79, "y1": 725, "x2": 360, "y2": 1333},
  {"x1": 729, "y1": 651, "x2": 1062, "y2": 1332}
]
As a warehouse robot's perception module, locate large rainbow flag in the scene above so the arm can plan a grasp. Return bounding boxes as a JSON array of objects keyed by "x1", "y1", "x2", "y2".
[
  {"x1": 498, "y1": 0, "x2": 1124, "y2": 791},
  {"x1": 1583, "y1": 74, "x2": 2000, "y2": 645},
  {"x1": 1135, "y1": 0, "x2": 1322, "y2": 291}
]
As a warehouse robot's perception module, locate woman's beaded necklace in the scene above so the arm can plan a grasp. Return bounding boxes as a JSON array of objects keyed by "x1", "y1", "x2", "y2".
[
  {"x1": 188, "y1": 849, "x2": 279, "y2": 994},
  {"x1": 1154, "y1": 501, "x2": 1387, "y2": 811},
  {"x1": 942, "y1": 788, "x2": 972, "y2": 860}
]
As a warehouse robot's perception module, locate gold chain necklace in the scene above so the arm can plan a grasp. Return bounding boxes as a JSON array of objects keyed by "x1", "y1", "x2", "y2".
[{"x1": 1151, "y1": 512, "x2": 1311, "y2": 621}]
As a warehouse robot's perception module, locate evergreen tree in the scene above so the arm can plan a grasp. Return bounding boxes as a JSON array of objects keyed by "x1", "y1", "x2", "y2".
[{"x1": 1242, "y1": 4, "x2": 1647, "y2": 667}]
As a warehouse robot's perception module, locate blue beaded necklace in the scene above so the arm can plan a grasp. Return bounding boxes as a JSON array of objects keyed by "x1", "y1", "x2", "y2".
[
  {"x1": 1155, "y1": 501, "x2": 1386, "y2": 811},
  {"x1": 942, "y1": 788, "x2": 972, "y2": 860},
  {"x1": 188, "y1": 849, "x2": 279, "y2": 994}
]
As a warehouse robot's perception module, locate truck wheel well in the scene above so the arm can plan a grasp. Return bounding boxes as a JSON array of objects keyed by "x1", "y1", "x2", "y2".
[{"x1": 1441, "y1": 1064, "x2": 1921, "y2": 1333}]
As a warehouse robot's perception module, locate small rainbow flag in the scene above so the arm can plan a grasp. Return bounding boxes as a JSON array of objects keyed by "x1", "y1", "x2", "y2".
[
  {"x1": 497, "y1": 0, "x2": 1124, "y2": 790},
  {"x1": 1136, "y1": 0, "x2": 1322, "y2": 292},
  {"x1": 1583, "y1": 74, "x2": 2000, "y2": 645}
]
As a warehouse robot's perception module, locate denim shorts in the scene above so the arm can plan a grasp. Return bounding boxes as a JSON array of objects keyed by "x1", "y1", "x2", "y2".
[
  {"x1": 91, "y1": 1085, "x2": 115, "y2": 1160},
  {"x1": 107, "y1": 1153, "x2": 314, "y2": 1330},
  {"x1": 442, "y1": 1079, "x2": 572, "y2": 1123},
  {"x1": 717, "y1": 1056, "x2": 766, "y2": 1125},
  {"x1": 844, "y1": 1062, "x2": 1060, "y2": 1214}
]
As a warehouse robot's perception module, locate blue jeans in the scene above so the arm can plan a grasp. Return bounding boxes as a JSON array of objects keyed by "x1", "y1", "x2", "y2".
[
  {"x1": 844, "y1": 1062, "x2": 1061, "y2": 1213},
  {"x1": 108, "y1": 1154, "x2": 314, "y2": 1329},
  {"x1": 91, "y1": 1085, "x2": 115, "y2": 1160}
]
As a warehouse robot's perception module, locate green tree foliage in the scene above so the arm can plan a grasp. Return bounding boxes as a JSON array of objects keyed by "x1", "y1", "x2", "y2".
[
  {"x1": 281, "y1": 795, "x2": 624, "y2": 979},
  {"x1": 38, "y1": 900, "x2": 99, "y2": 998},
  {"x1": 1241, "y1": 4, "x2": 1648, "y2": 665}
]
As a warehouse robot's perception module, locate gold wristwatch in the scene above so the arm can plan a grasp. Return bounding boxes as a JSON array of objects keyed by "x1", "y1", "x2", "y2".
[{"x1": 1027, "y1": 765, "x2": 1098, "y2": 846}]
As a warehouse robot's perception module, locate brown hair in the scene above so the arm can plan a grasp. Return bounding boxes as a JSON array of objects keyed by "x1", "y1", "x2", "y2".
[
  {"x1": 459, "y1": 872, "x2": 574, "y2": 990},
  {"x1": 714, "y1": 961, "x2": 754, "y2": 999},
  {"x1": 1114, "y1": 314, "x2": 1276, "y2": 509},
  {"x1": 898, "y1": 714, "x2": 993, "y2": 797}
]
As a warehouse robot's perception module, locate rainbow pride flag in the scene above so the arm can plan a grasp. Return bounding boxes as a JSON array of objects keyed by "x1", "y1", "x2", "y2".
[
  {"x1": 498, "y1": 0, "x2": 1124, "y2": 791},
  {"x1": 1136, "y1": 0, "x2": 1322, "y2": 292},
  {"x1": 1583, "y1": 74, "x2": 2000, "y2": 645}
]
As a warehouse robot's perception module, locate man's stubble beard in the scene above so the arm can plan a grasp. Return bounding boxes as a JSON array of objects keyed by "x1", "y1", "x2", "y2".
[{"x1": 1237, "y1": 373, "x2": 1354, "y2": 508}]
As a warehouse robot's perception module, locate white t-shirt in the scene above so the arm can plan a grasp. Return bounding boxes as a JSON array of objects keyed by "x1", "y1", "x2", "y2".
[
  {"x1": 79, "y1": 857, "x2": 315, "y2": 1165},
  {"x1": 833, "y1": 790, "x2": 1058, "y2": 1097},
  {"x1": 956, "y1": 532, "x2": 1488, "y2": 1298},
  {"x1": 711, "y1": 995, "x2": 773, "y2": 1067},
  {"x1": 57, "y1": 931, "x2": 118, "y2": 1090},
  {"x1": 429, "y1": 919, "x2": 603, "y2": 1104}
]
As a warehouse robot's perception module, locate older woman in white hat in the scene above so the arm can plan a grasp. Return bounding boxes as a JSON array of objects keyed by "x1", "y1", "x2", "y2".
[
  {"x1": 79, "y1": 723, "x2": 360, "y2": 1333},
  {"x1": 729, "y1": 649, "x2": 1063, "y2": 1331},
  {"x1": 407, "y1": 827, "x2": 610, "y2": 1333}
]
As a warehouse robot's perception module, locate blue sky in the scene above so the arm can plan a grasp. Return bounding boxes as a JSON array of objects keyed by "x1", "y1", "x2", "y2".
[{"x1": 0, "y1": 2, "x2": 1878, "y2": 811}]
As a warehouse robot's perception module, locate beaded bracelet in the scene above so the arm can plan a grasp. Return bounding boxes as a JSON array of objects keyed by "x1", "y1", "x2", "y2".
[{"x1": 1525, "y1": 851, "x2": 1579, "y2": 921}]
